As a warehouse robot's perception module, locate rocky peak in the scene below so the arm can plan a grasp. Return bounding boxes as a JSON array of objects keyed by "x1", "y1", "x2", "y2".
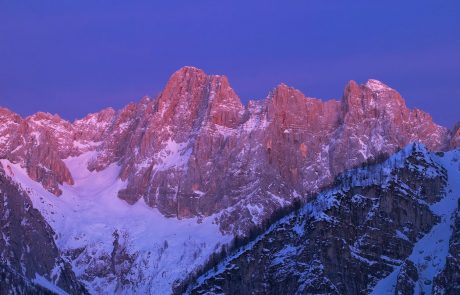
[
  {"x1": 0, "y1": 107, "x2": 22, "y2": 121},
  {"x1": 205, "y1": 75, "x2": 243, "y2": 129},
  {"x1": 338, "y1": 79, "x2": 448, "y2": 148},
  {"x1": 342, "y1": 79, "x2": 405, "y2": 118},
  {"x1": 155, "y1": 66, "x2": 243, "y2": 137},
  {"x1": 364, "y1": 79, "x2": 393, "y2": 92},
  {"x1": 364, "y1": 79, "x2": 406, "y2": 109},
  {"x1": 267, "y1": 83, "x2": 340, "y2": 131},
  {"x1": 75, "y1": 107, "x2": 116, "y2": 125},
  {"x1": 269, "y1": 83, "x2": 307, "y2": 106},
  {"x1": 25, "y1": 112, "x2": 74, "y2": 142},
  {"x1": 73, "y1": 107, "x2": 116, "y2": 143},
  {"x1": 156, "y1": 66, "x2": 208, "y2": 116},
  {"x1": 0, "y1": 107, "x2": 23, "y2": 136},
  {"x1": 27, "y1": 111, "x2": 65, "y2": 123}
]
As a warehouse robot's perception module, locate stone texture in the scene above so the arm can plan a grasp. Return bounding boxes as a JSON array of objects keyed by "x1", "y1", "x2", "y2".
[
  {"x1": 186, "y1": 145, "x2": 446, "y2": 294},
  {"x1": 432, "y1": 199, "x2": 460, "y2": 294},
  {"x1": 0, "y1": 166, "x2": 87, "y2": 294},
  {"x1": 395, "y1": 260, "x2": 419, "y2": 295},
  {"x1": 0, "y1": 67, "x2": 455, "y2": 235},
  {"x1": 450, "y1": 121, "x2": 460, "y2": 148}
]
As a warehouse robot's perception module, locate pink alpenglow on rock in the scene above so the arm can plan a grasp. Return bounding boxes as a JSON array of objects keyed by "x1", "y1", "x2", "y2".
[{"x1": 0, "y1": 67, "x2": 456, "y2": 234}]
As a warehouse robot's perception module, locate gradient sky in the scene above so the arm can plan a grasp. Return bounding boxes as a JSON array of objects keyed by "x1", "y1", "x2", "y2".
[{"x1": 1, "y1": 1, "x2": 459, "y2": 127}]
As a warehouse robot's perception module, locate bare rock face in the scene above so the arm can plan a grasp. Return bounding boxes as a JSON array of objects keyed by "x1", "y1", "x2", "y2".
[
  {"x1": 0, "y1": 109, "x2": 73, "y2": 195},
  {"x1": 450, "y1": 121, "x2": 460, "y2": 148},
  {"x1": 0, "y1": 67, "x2": 455, "y2": 235},
  {"x1": 395, "y1": 260, "x2": 419, "y2": 295},
  {"x1": 0, "y1": 166, "x2": 87, "y2": 294},
  {"x1": 0, "y1": 106, "x2": 116, "y2": 196},
  {"x1": 184, "y1": 145, "x2": 446, "y2": 294},
  {"x1": 24, "y1": 114, "x2": 75, "y2": 195},
  {"x1": 73, "y1": 107, "x2": 116, "y2": 147},
  {"x1": 87, "y1": 67, "x2": 247, "y2": 220},
  {"x1": 433, "y1": 199, "x2": 460, "y2": 294},
  {"x1": 329, "y1": 79, "x2": 448, "y2": 177},
  {"x1": 264, "y1": 84, "x2": 341, "y2": 191},
  {"x1": 107, "y1": 71, "x2": 450, "y2": 235}
]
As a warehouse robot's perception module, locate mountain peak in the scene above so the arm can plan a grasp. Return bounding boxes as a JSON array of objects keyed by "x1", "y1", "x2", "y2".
[
  {"x1": 162, "y1": 66, "x2": 234, "y2": 96},
  {"x1": 364, "y1": 79, "x2": 393, "y2": 92},
  {"x1": 270, "y1": 83, "x2": 306, "y2": 101},
  {"x1": 0, "y1": 107, "x2": 21, "y2": 121},
  {"x1": 27, "y1": 111, "x2": 64, "y2": 122},
  {"x1": 343, "y1": 79, "x2": 405, "y2": 114},
  {"x1": 172, "y1": 66, "x2": 207, "y2": 78}
]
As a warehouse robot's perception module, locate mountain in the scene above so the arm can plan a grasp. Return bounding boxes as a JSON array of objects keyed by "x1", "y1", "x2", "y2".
[
  {"x1": 0, "y1": 166, "x2": 87, "y2": 294},
  {"x1": 182, "y1": 144, "x2": 460, "y2": 294},
  {"x1": 0, "y1": 67, "x2": 456, "y2": 233},
  {"x1": 0, "y1": 66, "x2": 459, "y2": 293}
]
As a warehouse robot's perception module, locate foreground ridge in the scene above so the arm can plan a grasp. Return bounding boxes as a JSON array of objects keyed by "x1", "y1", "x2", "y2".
[{"x1": 183, "y1": 144, "x2": 460, "y2": 295}]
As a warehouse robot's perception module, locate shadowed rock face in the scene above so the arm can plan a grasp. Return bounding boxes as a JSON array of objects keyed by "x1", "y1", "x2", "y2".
[
  {"x1": 450, "y1": 122, "x2": 460, "y2": 149},
  {"x1": 0, "y1": 167, "x2": 87, "y2": 294},
  {"x1": 0, "y1": 67, "x2": 457, "y2": 234},
  {"x1": 185, "y1": 145, "x2": 449, "y2": 295},
  {"x1": 433, "y1": 200, "x2": 460, "y2": 294}
]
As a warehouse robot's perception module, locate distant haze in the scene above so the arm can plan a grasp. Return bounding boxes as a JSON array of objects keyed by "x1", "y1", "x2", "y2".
[{"x1": 0, "y1": 1, "x2": 459, "y2": 127}]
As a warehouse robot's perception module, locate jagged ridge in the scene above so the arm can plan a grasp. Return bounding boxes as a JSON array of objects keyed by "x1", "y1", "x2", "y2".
[{"x1": 0, "y1": 66, "x2": 457, "y2": 235}]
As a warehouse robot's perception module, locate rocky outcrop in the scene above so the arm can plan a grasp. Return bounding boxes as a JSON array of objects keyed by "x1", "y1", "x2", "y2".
[
  {"x1": 450, "y1": 121, "x2": 460, "y2": 148},
  {"x1": 0, "y1": 103, "x2": 118, "y2": 196},
  {"x1": 0, "y1": 264, "x2": 57, "y2": 295},
  {"x1": 0, "y1": 166, "x2": 87, "y2": 294},
  {"x1": 184, "y1": 144, "x2": 448, "y2": 294},
  {"x1": 63, "y1": 229, "x2": 138, "y2": 294},
  {"x1": 111, "y1": 67, "x2": 247, "y2": 216},
  {"x1": 433, "y1": 199, "x2": 460, "y2": 294},
  {"x1": 330, "y1": 80, "x2": 448, "y2": 176},
  {"x1": 395, "y1": 260, "x2": 419, "y2": 295}
]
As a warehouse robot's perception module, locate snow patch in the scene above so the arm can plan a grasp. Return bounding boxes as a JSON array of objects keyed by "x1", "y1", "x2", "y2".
[
  {"x1": 154, "y1": 139, "x2": 192, "y2": 171},
  {"x1": 33, "y1": 274, "x2": 68, "y2": 295},
  {"x1": 3, "y1": 152, "x2": 230, "y2": 294},
  {"x1": 371, "y1": 148, "x2": 460, "y2": 294},
  {"x1": 365, "y1": 79, "x2": 392, "y2": 92}
]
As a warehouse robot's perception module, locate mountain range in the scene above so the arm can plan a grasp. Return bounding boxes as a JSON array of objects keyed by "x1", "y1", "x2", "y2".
[{"x1": 0, "y1": 67, "x2": 459, "y2": 294}]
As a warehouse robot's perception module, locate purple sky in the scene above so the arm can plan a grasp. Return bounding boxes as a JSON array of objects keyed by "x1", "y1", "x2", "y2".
[{"x1": 1, "y1": 1, "x2": 459, "y2": 127}]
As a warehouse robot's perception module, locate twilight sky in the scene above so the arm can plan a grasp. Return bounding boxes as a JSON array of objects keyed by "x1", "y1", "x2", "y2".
[{"x1": 1, "y1": 1, "x2": 459, "y2": 127}]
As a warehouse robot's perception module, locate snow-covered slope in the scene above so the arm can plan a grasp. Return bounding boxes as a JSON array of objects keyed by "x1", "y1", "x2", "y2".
[
  {"x1": 185, "y1": 144, "x2": 460, "y2": 295},
  {"x1": 372, "y1": 149, "x2": 460, "y2": 294},
  {"x1": 1, "y1": 67, "x2": 460, "y2": 294},
  {"x1": 0, "y1": 166, "x2": 87, "y2": 295},
  {"x1": 1, "y1": 152, "x2": 231, "y2": 294}
]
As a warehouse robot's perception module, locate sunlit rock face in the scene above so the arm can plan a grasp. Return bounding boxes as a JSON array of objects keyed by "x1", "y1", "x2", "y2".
[
  {"x1": 1, "y1": 67, "x2": 459, "y2": 294},
  {"x1": 0, "y1": 67, "x2": 453, "y2": 234}
]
